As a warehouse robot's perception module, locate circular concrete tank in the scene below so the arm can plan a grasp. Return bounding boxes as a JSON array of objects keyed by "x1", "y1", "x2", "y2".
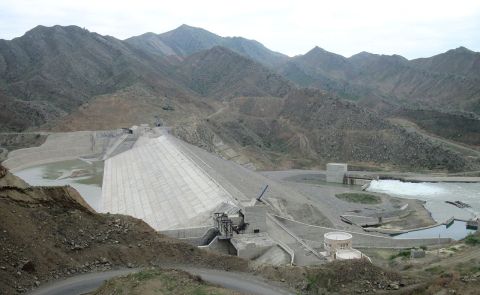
[{"x1": 324, "y1": 232, "x2": 353, "y2": 256}]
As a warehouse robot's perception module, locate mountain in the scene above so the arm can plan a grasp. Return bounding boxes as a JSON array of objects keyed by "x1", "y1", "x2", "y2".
[
  {"x1": 0, "y1": 25, "x2": 192, "y2": 131},
  {"x1": 278, "y1": 47, "x2": 480, "y2": 114},
  {"x1": 1, "y1": 24, "x2": 479, "y2": 172},
  {"x1": 125, "y1": 24, "x2": 289, "y2": 67},
  {"x1": 412, "y1": 46, "x2": 480, "y2": 79},
  {"x1": 173, "y1": 46, "x2": 292, "y2": 99},
  {"x1": 196, "y1": 88, "x2": 476, "y2": 172}
]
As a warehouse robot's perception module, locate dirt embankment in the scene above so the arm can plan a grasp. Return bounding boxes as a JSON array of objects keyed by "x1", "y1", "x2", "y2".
[
  {"x1": 92, "y1": 268, "x2": 240, "y2": 295},
  {"x1": 0, "y1": 166, "x2": 248, "y2": 294}
]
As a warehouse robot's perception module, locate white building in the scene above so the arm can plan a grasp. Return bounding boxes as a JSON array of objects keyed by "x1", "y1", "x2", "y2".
[
  {"x1": 326, "y1": 163, "x2": 348, "y2": 183},
  {"x1": 323, "y1": 231, "x2": 364, "y2": 260}
]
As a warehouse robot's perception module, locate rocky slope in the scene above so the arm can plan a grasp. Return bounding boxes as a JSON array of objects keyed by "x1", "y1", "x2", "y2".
[
  {"x1": 197, "y1": 89, "x2": 477, "y2": 171},
  {"x1": 278, "y1": 46, "x2": 480, "y2": 115},
  {"x1": 2, "y1": 25, "x2": 479, "y2": 172},
  {"x1": 0, "y1": 165, "x2": 247, "y2": 294},
  {"x1": 125, "y1": 24, "x2": 289, "y2": 67},
  {"x1": 173, "y1": 46, "x2": 292, "y2": 99},
  {"x1": 0, "y1": 25, "x2": 192, "y2": 131}
]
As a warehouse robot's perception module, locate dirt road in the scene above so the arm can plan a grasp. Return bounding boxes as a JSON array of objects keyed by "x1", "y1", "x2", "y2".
[{"x1": 27, "y1": 268, "x2": 294, "y2": 295}]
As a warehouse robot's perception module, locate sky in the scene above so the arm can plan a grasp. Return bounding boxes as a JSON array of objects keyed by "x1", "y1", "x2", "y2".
[{"x1": 0, "y1": 0, "x2": 479, "y2": 59}]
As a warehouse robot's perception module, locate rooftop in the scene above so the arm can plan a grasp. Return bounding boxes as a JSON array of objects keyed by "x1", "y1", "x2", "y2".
[{"x1": 324, "y1": 231, "x2": 352, "y2": 241}]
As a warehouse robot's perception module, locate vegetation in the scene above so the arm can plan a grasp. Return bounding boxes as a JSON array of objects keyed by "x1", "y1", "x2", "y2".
[
  {"x1": 95, "y1": 269, "x2": 233, "y2": 295},
  {"x1": 389, "y1": 249, "x2": 411, "y2": 260},
  {"x1": 464, "y1": 233, "x2": 480, "y2": 246},
  {"x1": 335, "y1": 193, "x2": 381, "y2": 204}
]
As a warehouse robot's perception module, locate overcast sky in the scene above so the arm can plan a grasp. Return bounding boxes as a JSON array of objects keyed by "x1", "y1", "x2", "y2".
[{"x1": 0, "y1": 0, "x2": 479, "y2": 59}]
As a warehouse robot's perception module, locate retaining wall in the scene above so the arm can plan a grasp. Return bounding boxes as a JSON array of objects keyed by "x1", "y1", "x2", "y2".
[{"x1": 275, "y1": 215, "x2": 452, "y2": 249}]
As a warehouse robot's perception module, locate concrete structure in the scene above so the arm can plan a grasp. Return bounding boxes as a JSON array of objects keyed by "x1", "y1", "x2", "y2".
[
  {"x1": 335, "y1": 249, "x2": 363, "y2": 260},
  {"x1": 230, "y1": 233, "x2": 277, "y2": 259},
  {"x1": 242, "y1": 199, "x2": 267, "y2": 234},
  {"x1": 326, "y1": 163, "x2": 348, "y2": 183},
  {"x1": 277, "y1": 215, "x2": 452, "y2": 248},
  {"x1": 410, "y1": 248, "x2": 426, "y2": 258},
  {"x1": 101, "y1": 134, "x2": 236, "y2": 231},
  {"x1": 324, "y1": 232, "x2": 353, "y2": 256},
  {"x1": 323, "y1": 231, "x2": 365, "y2": 260}
]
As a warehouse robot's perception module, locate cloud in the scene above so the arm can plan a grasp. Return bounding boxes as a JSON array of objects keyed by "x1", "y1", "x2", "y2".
[{"x1": 0, "y1": 0, "x2": 479, "y2": 58}]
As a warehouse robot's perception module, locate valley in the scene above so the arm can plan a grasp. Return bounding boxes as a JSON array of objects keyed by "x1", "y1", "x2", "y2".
[{"x1": 1, "y1": 22, "x2": 480, "y2": 295}]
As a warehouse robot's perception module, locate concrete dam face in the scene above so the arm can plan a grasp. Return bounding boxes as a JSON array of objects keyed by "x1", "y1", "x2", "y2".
[{"x1": 101, "y1": 134, "x2": 236, "y2": 231}]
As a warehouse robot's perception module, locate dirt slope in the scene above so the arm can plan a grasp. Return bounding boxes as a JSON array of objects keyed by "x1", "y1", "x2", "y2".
[{"x1": 0, "y1": 165, "x2": 247, "y2": 294}]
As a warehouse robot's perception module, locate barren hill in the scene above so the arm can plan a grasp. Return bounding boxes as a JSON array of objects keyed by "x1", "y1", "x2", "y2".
[
  {"x1": 278, "y1": 46, "x2": 480, "y2": 114},
  {"x1": 0, "y1": 25, "x2": 191, "y2": 131},
  {"x1": 126, "y1": 24, "x2": 289, "y2": 67},
  {"x1": 174, "y1": 46, "x2": 292, "y2": 99},
  {"x1": 0, "y1": 165, "x2": 247, "y2": 294},
  {"x1": 197, "y1": 89, "x2": 476, "y2": 171},
  {"x1": 2, "y1": 25, "x2": 480, "y2": 172}
]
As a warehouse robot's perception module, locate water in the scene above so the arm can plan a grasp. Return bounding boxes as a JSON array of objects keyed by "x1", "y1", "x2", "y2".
[
  {"x1": 367, "y1": 180, "x2": 480, "y2": 222},
  {"x1": 392, "y1": 220, "x2": 476, "y2": 240},
  {"x1": 13, "y1": 159, "x2": 104, "y2": 211}
]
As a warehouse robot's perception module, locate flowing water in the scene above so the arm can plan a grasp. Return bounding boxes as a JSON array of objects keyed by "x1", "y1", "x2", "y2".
[
  {"x1": 13, "y1": 159, "x2": 104, "y2": 211},
  {"x1": 367, "y1": 180, "x2": 480, "y2": 222}
]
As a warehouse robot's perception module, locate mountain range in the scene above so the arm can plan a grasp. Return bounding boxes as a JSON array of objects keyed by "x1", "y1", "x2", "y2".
[{"x1": 1, "y1": 24, "x2": 479, "y2": 172}]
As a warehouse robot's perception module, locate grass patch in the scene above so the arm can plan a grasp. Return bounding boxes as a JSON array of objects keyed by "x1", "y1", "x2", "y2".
[
  {"x1": 389, "y1": 249, "x2": 411, "y2": 260},
  {"x1": 464, "y1": 234, "x2": 480, "y2": 246},
  {"x1": 425, "y1": 266, "x2": 443, "y2": 274},
  {"x1": 335, "y1": 193, "x2": 381, "y2": 204}
]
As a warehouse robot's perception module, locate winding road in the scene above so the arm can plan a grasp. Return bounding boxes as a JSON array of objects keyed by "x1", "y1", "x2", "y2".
[{"x1": 27, "y1": 267, "x2": 294, "y2": 295}]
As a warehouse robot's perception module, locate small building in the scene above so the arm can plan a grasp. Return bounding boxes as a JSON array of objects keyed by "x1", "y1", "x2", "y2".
[
  {"x1": 324, "y1": 232, "x2": 353, "y2": 256},
  {"x1": 326, "y1": 163, "x2": 348, "y2": 183},
  {"x1": 324, "y1": 231, "x2": 365, "y2": 261}
]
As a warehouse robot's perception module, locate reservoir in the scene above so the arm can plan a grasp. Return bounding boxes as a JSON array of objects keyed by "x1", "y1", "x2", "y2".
[{"x1": 13, "y1": 159, "x2": 104, "y2": 211}]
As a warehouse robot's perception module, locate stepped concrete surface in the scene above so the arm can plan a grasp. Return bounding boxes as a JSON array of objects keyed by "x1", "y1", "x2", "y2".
[{"x1": 101, "y1": 134, "x2": 237, "y2": 231}]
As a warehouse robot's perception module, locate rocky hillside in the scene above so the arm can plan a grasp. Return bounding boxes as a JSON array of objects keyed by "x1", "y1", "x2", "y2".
[
  {"x1": 2, "y1": 24, "x2": 479, "y2": 172},
  {"x1": 196, "y1": 89, "x2": 477, "y2": 172},
  {"x1": 126, "y1": 24, "x2": 289, "y2": 67},
  {"x1": 174, "y1": 46, "x2": 292, "y2": 99},
  {"x1": 0, "y1": 25, "x2": 192, "y2": 131},
  {"x1": 278, "y1": 46, "x2": 480, "y2": 114},
  {"x1": 0, "y1": 165, "x2": 247, "y2": 294},
  {"x1": 412, "y1": 46, "x2": 480, "y2": 79}
]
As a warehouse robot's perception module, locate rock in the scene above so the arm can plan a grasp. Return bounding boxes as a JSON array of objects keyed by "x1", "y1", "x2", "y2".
[
  {"x1": 389, "y1": 282, "x2": 399, "y2": 290},
  {"x1": 0, "y1": 266, "x2": 6, "y2": 270},
  {"x1": 21, "y1": 260, "x2": 35, "y2": 273},
  {"x1": 127, "y1": 263, "x2": 134, "y2": 268},
  {"x1": 34, "y1": 281, "x2": 40, "y2": 287}
]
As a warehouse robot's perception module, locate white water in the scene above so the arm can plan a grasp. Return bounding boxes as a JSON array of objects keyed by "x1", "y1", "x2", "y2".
[{"x1": 367, "y1": 180, "x2": 480, "y2": 222}]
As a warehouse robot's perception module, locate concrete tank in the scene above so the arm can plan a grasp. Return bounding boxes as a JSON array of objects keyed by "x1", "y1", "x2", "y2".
[
  {"x1": 324, "y1": 232, "x2": 353, "y2": 256},
  {"x1": 326, "y1": 163, "x2": 347, "y2": 183}
]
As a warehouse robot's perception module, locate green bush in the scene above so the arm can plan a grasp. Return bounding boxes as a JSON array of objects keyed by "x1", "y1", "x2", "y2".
[{"x1": 464, "y1": 234, "x2": 480, "y2": 246}]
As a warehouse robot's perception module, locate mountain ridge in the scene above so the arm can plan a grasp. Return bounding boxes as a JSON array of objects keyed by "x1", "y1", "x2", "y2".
[{"x1": 1, "y1": 24, "x2": 479, "y2": 172}]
